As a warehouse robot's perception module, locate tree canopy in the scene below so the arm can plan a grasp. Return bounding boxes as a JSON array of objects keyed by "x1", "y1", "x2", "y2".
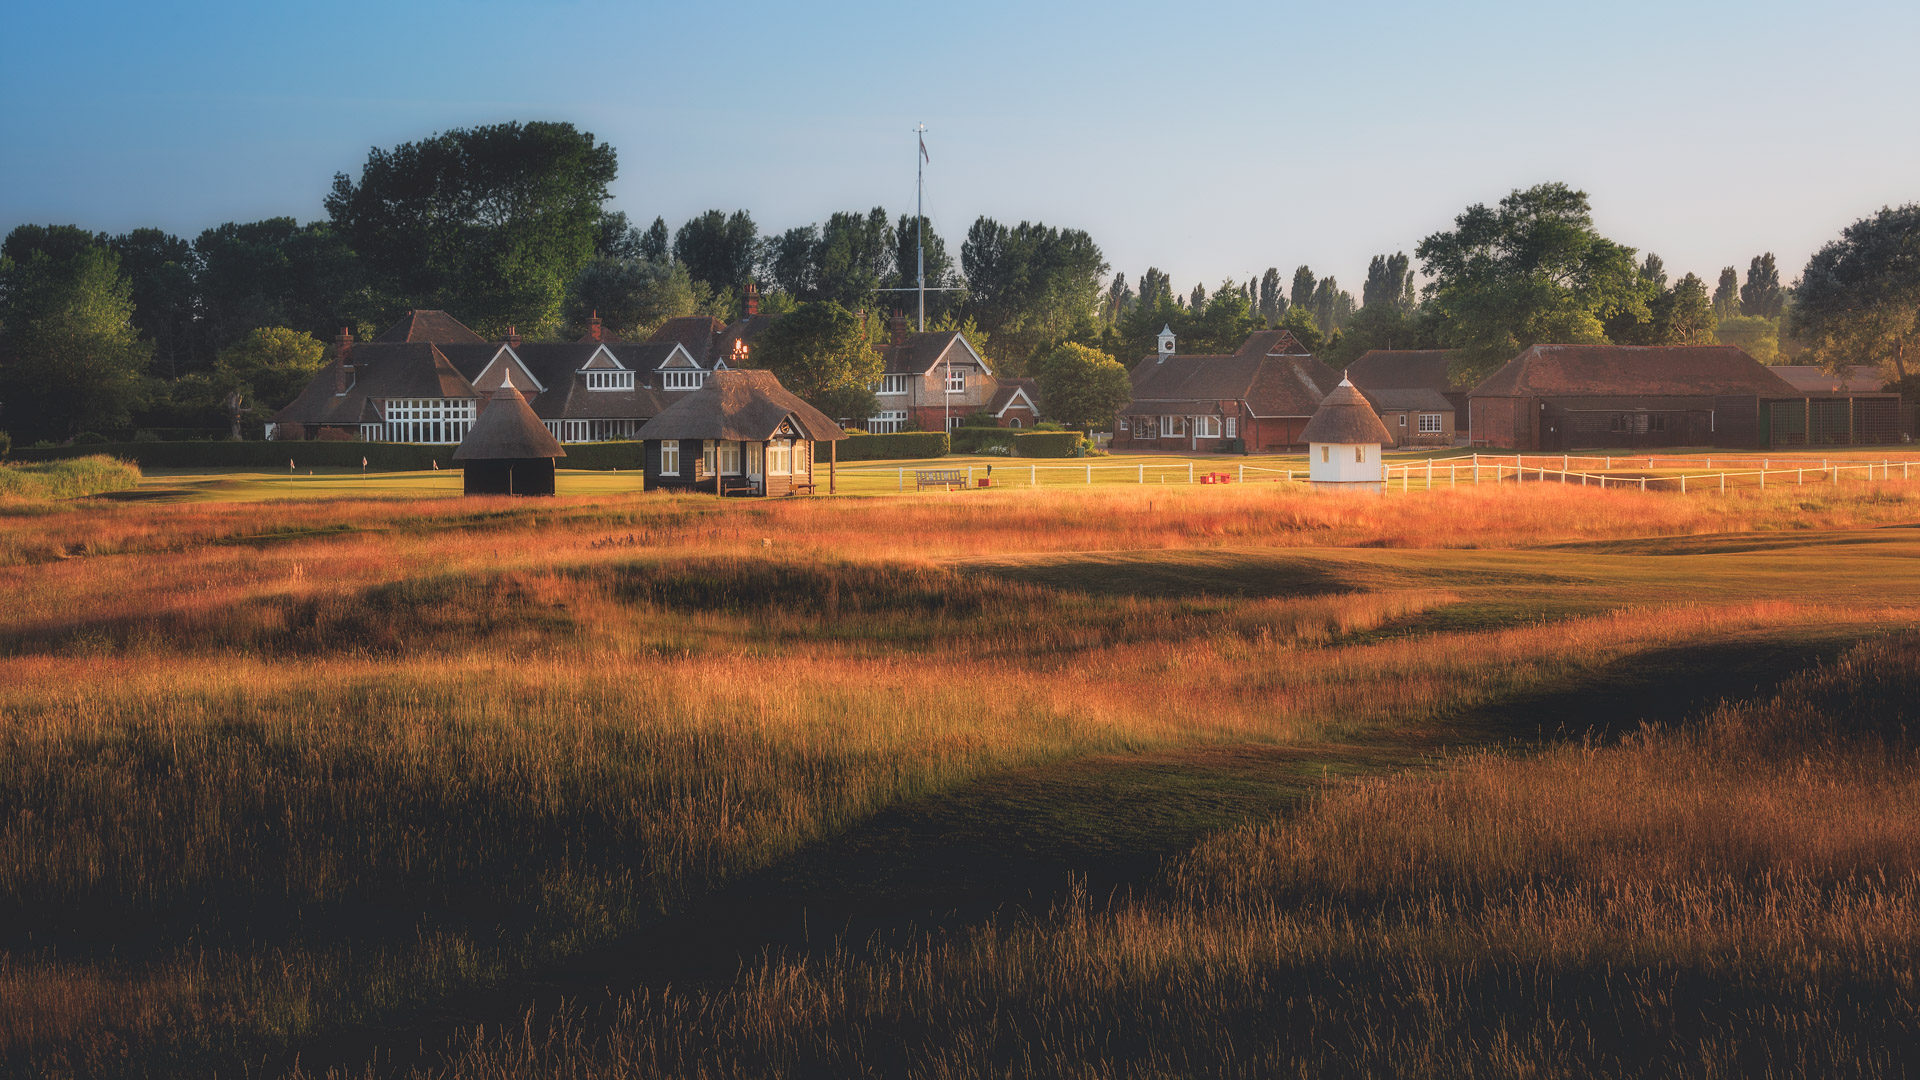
[
  {"x1": 1416, "y1": 182, "x2": 1644, "y2": 385},
  {"x1": 325, "y1": 121, "x2": 616, "y2": 337},
  {"x1": 0, "y1": 225, "x2": 150, "y2": 438},
  {"x1": 1792, "y1": 204, "x2": 1920, "y2": 380},
  {"x1": 960, "y1": 218, "x2": 1108, "y2": 367},
  {"x1": 751, "y1": 300, "x2": 880, "y2": 415},
  {"x1": 673, "y1": 210, "x2": 758, "y2": 303},
  {"x1": 1034, "y1": 342, "x2": 1131, "y2": 429}
]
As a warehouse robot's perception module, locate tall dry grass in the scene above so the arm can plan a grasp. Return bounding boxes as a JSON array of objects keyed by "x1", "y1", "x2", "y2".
[
  {"x1": 410, "y1": 635, "x2": 1920, "y2": 1079},
  {"x1": 0, "y1": 456, "x2": 140, "y2": 501}
]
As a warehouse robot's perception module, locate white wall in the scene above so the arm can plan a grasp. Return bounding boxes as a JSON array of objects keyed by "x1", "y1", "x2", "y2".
[{"x1": 1308, "y1": 441, "x2": 1382, "y2": 484}]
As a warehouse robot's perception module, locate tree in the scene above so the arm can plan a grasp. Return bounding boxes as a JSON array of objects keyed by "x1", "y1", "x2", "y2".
[
  {"x1": 1712, "y1": 266, "x2": 1741, "y2": 319},
  {"x1": 1276, "y1": 304, "x2": 1325, "y2": 353},
  {"x1": 1640, "y1": 253, "x2": 1668, "y2": 291},
  {"x1": 1792, "y1": 204, "x2": 1920, "y2": 380},
  {"x1": 891, "y1": 213, "x2": 958, "y2": 322},
  {"x1": 566, "y1": 256, "x2": 719, "y2": 338},
  {"x1": 1311, "y1": 276, "x2": 1352, "y2": 337},
  {"x1": 959, "y1": 217, "x2": 1108, "y2": 366},
  {"x1": 672, "y1": 210, "x2": 758, "y2": 300},
  {"x1": 212, "y1": 327, "x2": 326, "y2": 415},
  {"x1": 1290, "y1": 265, "x2": 1316, "y2": 311},
  {"x1": 639, "y1": 217, "x2": 670, "y2": 262},
  {"x1": 813, "y1": 208, "x2": 893, "y2": 310},
  {"x1": 595, "y1": 212, "x2": 646, "y2": 259},
  {"x1": 1741, "y1": 253, "x2": 1783, "y2": 318},
  {"x1": 1137, "y1": 267, "x2": 1172, "y2": 309},
  {"x1": 1362, "y1": 253, "x2": 1415, "y2": 313},
  {"x1": 326, "y1": 121, "x2": 617, "y2": 337},
  {"x1": 108, "y1": 228, "x2": 200, "y2": 376},
  {"x1": 1715, "y1": 314, "x2": 1780, "y2": 362},
  {"x1": 1258, "y1": 267, "x2": 1286, "y2": 325},
  {"x1": 1034, "y1": 341, "x2": 1131, "y2": 429},
  {"x1": 1666, "y1": 272, "x2": 1718, "y2": 344},
  {"x1": 194, "y1": 218, "x2": 379, "y2": 352},
  {"x1": 751, "y1": 300, "x2": 880, "y2": 408},
  {"x1": 1188, "y1": 282, "x2": 1207, "y2": 310},
  {"x1": 1416, "y1": 182, "x2": 1645, "y2": 385},
  {"x1": 0, "y1": 226, "x2": 150, "y2": 438}
]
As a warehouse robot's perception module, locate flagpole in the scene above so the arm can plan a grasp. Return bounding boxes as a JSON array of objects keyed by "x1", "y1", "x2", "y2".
[{"x1": 915, "y1": 123, "x2": 927, "y2": 333}]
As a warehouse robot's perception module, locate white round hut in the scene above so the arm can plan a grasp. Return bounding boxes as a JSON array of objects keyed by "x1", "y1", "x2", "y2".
[{"x1": 1301, "y1": 375, "x2": 1393, "y2": 490}]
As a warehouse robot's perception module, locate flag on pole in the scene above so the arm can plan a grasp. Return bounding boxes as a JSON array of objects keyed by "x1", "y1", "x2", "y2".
[{"x1": 919, "y1": 132, "x2": 929, "y2": 163}]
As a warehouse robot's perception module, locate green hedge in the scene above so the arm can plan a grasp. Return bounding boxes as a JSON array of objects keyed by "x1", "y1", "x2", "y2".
[
  {"x1": 951, "y1": 426, "x2": 1017, "y2": 454},
  {"x1": 836, "y1": 431, "x2": 950, "y2": 461},
  {"x1": 1012, "y1": 431, "x2": 1085, "y2": 457},
  {"x1": 8, "y1": 440, "x2": 650, "y2": 472}
]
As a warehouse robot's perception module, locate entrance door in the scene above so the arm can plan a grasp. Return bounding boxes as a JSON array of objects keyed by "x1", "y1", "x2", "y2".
[{"x1": 747, "y1": 442, "x2": 764, "y2": 487}]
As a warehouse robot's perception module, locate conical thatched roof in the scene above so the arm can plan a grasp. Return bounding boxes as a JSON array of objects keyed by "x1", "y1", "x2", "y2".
[
  {"x1": 636, "y1": 369, "x2": 847, "y2": 443},
  {"x1": 1299, "y1": 376, "x2": 1393, "y2": 445},
  {"x1": 453, "y1": 384, "x2": 566, "y2": 461}
]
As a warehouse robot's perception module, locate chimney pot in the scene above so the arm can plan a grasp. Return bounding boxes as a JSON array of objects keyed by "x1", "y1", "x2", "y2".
[
  {"x1": 890, "y1": 309, "x2": 908, "y2": 346},
  {"x1": 506, "y1": 325, "x2": 520, "y2": 348},
  {"x1": 588, "y1": 310, "x2": 602, "y2": 341},
  {"x1": 745, "y1": 282, "x2": 760, "y2": 316}
]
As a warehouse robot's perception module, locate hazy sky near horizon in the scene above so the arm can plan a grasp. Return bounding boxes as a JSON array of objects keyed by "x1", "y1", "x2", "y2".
[{"x1": 4, "y1": 0, "x2": 1917, "y2": 297}]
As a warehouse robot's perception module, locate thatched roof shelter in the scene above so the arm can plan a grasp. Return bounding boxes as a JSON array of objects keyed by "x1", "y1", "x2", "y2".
[
  {"x1": 1300, "y1": 377, "x2": 1394, "y2": 445},
  {"x1": 453, "y1": 385, "x2": 566, "y2": 461},
  {"x1": 636, "y1": 370, "x2": 846, "y2": 443}
]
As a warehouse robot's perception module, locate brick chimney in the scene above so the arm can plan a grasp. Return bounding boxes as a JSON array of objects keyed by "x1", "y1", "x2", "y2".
[
  {"x1": 587, "y1": 310, "x2": 602, "y2": 342},
  {"x1": 745, "y1": 282, "x2": 760, "y2": 316},
  {"x1": 333, "y1": 327, "x2": 354, "y2": 395},
  {"x1": 890, "y1": 309, "x2": 908, "y2": 346},
  {"x1": 506, "y1": 325, "x2": 521, "y2": 348}
]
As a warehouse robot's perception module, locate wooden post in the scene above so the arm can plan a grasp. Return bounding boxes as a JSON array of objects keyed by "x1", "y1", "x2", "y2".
[
  {"x1": 1187, "y1": 462, "x2": 1193, "y2": 484},
  {"x1": 829, "y1": 438, "x2": 836, "y2": 495}
]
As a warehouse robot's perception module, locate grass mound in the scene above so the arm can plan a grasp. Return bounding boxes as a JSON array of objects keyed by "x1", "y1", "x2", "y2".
[{"x1": 0, "y1": 456, "x2": 141, "y2": 500}]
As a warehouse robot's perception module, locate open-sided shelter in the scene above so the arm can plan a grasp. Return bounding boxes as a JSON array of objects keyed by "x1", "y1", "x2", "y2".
[
  {"x1": 452, "y1": 381, "x2": 566, "y2": 496},
  {"x1": 636, "y1": 370, "x2": 847, "y2": 496},
  {"x1": 1301, "y1": 376, "x2": 1394, "y2": 490}
]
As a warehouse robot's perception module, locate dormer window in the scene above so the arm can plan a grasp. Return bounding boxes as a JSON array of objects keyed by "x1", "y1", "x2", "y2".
[
  {"x1": 662, "y1": 370, "x2": 705, "y2": 391},
  {"x1": 946, "y1": 368, "x2": 966, "y2": 393},
  {"x1": 873, "y1": 374, "x2": 909, "y2": 395},
  {"x1": 586, "y1": 370, "x2": 634, "y2": 391}
]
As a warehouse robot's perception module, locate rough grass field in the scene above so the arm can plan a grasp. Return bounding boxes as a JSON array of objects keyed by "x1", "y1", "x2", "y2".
[{"x1": 1, "y1": 474, "x2": 1917, "y2": 1077}]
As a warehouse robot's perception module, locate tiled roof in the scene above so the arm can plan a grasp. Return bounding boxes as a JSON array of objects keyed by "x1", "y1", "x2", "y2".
[
  {"x1": 270, "y1": 343, "x2": 476, "y2": 427},
  {"x1": 1770, "y1": 365, "x2": 1892, "y2": 395},
  {"x1": 1125, "y1": 351, "x2": 1338, "y2": 418},
  {"x1": 988, "y1": 378, "x2": 1041, "y2": 416},
  {"x1": 876, "y1": 331, "x2": 978, "y2": 375},
  {"x1": 1471, "y1": 345, "x2": 1798, "y2": 397},
  {"x1": 1234, "y1": 328, "x2": 1314, "y2": 356},
  {"x1": 1358, "y1": 387, "x2": 1454, "y2": 412},
  {"x1": 636, "y1": 370, "x2": 846, "y2": 443},
  {"x1": 1348, "y1": 350, "x2": 1457, "y2": 393},
  {"x1": 647, "y1": 316, "x2": 730, "y2": 365},
  {"x1": 373, "y1": 310, "x2": 488, "y2": 345}
]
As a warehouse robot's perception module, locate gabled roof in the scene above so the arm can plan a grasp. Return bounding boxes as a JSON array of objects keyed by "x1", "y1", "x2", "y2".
[
  {"x1": 988, "y1": 378, "x2": 1042, "y2": 417},
  {"x1": 1348, "y1": 350, "x2": 1458, "y2": 393},
  {"x1": 1470, "y1": 345, "x2": 1798, "y2": 397},
  {"x1": 876, "y1": 330, "x2": 990, "y2": 376},
  {"x1": 636, "y1": 370, "x2": 847, "y2": 443},
  {"x1": 1301, "y1": 378, "x2": 1395, "y2": 445},
  {"x1": 1125, "y1": 350, "x2": 1338, "y2": 418},
  {"x1": 453, "y1": 384, "x2": 566, "y2": 460},
  {"x1": 1234, "y1": 328, "x2": 1314, "y2": 357},
  {"x1": 647, "y1": 316, "x2": 729, "y2": 365},
  {"x1": 374, "y1": 310, "x2": 488, "y2": 345},
  {"x1": 1770, "y1": 364, "x2": 1892, "y2": 395}
]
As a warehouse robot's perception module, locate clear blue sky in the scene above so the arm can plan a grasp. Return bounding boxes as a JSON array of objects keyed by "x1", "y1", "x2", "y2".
[{"x1": 4, "y1": 0, "x2": 1916, "y2": 298}]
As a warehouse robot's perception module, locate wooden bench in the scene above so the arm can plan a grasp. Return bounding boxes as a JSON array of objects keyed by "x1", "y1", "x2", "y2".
[
  {"x1": 915, "y1": 468, "x2": 967, "y2": 491},
  {"x1": 720, "y1": 477, "x2": 759, "y2": 497}
]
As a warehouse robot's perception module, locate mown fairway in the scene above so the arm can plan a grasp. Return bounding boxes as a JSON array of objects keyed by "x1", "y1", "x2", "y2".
[{"x1": 2, "y1": 474, "x2": 1917, "y2": 1077}]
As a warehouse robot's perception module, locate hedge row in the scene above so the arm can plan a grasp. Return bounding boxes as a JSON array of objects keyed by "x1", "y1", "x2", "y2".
[
  {"x1": 1011, "y1": 431, "x2": 1086, "y2": 457},
  {"x1": 9, "y1": 440, "x2": 652, "y2": 471},
  {"x1": 836, "y1": 431, "x2": 951, "y2": 461}
]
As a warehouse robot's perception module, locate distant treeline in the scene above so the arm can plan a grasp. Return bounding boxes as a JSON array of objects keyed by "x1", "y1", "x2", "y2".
[{"x1": 1, "y1": 120, "x2": 1914, "y2": 443}]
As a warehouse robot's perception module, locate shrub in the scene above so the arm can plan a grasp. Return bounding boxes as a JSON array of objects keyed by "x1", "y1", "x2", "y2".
[
  {"x1": 837, "y1": 431, "x2": 950, "y2": 461},
  {"x1": 73, "y1": 432, "x2": 108, "y2": 445},
  {"x1": 951, "y1": 426, "x2": 1016, "y2": 454},
  {"x1": 1012, "y1": 431, "x2": 1085, "y2": 458},
  {"x1": 132, "y1": 429, "x2": 163, "y2": 443},
  {"x1": 1032, "y1": 421, "x2": 1065, "y2": 431},
  {"x1": 960, "y1": 411, "x2": 999, "y2": 427},
  {"x1": 0, "y1": 431, "x2": 10, "y2": 459},
  {"x1": 0, "y1": 455, "x2": 141, "y2": 499}
]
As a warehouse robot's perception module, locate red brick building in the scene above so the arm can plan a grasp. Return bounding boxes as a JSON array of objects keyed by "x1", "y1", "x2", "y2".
[{"x1": 1113, "y1": 328, "x2": 1338, "y2": 452}]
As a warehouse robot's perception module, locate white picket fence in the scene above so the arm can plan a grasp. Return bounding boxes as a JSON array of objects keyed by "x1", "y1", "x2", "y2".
[{"x1": 835, "y1": 461, "x2": 1308, "y2": 490}]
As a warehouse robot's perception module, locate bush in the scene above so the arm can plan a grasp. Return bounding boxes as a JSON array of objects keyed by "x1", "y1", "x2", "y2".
[
  {"x1": 0, "y1": 455, "x2": 142, "y2": 499},
  {"x1": 959, "y1": 411, "x2": 999, "y2": 427},
  {"x1": 836, "y1": 431, "x2": 950, "y2": 461},
  {"x1": 1032, "y1": 421, "x2": 1065, "y2": 431},
  {"x1": 73, "y1": 432, "x2": 108, "y2": 445},
  {"x1": 1012, "y1": 431, "x2": 1085, "y2": 458},
  {"x1": 0, "y1": 431, "x2": 10, "y2": 459},
  {"x1": 951, "y1": 426, "x2": 1017, "y2": 454}
]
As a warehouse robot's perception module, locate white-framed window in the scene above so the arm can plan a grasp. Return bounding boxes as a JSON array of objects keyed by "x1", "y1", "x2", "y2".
[
  {"x1": 1398, "y1": 414, "x2": 1407, "y2": 426},
  {"x1": 1196, "y1": 415, "x2": 1221, "y2": 439},
  {"x1": 767, "y1": 441, "x2": 791, "y2": 474},
  {"x1": 384, "y1": 398, "x2": 475, "y2": 443},
  {"x1": 659, "y1": 439, "x2": 681, "y2": 475},
  {"x1": 1224, "y1": 417, "x2": 1237, "y2": 438},
  {"x1": 946, "y1": 416, "x2": 963, "y2": 431},
  {"x1": 703, "y1": 441, "x2": 716, "y2": 475},
  {"x1": 867, "y1": 410, "x2": 909, "y2": 434},
  {"x1": 586, "y1": 370, "x2": 634, "y2": 391},
  {"x1": 874, "y1": 374, "x2": 910, "y2": 395},
  {"x1": 718, "y1": 441, "x2": 742, "y2": 474},
  {"x1": 1418, "y1": 413, "x2": 1443, "y2": 433},
  {"x1": 662, "y1": 370, "x2": 705, "y2": 391},
  {"x1": 563, "y1": 420, "x2": 588, "y2": 443},
  {"x1": 1159, "y1": 415, "x2": 1185, "y2": 438},
  {"x1": 946, "y1": 368, "x2": 966, "y2": 393}
]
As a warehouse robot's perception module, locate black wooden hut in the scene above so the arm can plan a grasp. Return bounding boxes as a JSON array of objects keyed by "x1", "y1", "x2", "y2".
[
  {"x1": 635, "y1": 370, "x2": 846, "y2": 496},
  {"x1": 452, "y1": 383, "x2": 566, "y2": 495}
]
